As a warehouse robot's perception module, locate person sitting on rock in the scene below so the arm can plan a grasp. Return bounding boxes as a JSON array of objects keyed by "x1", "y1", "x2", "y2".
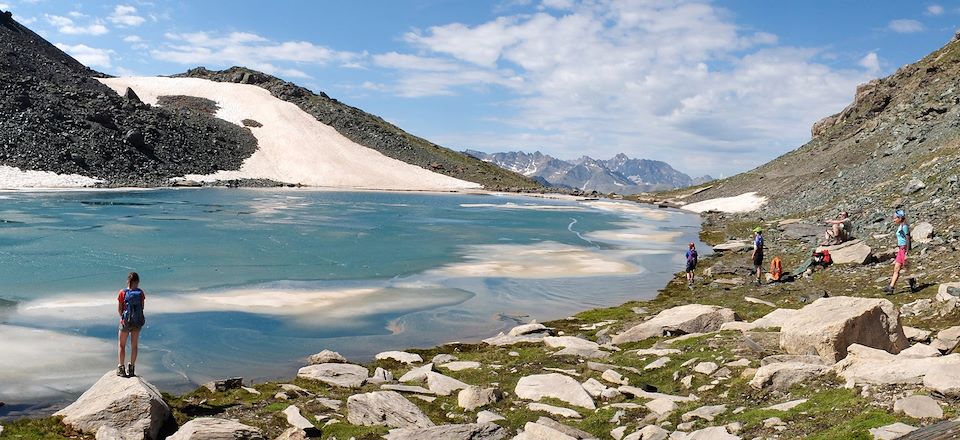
[
  {"x1": 117, "y1": 272, "x2": 146, "y2": 377},
  {"x1": 822, "y1": 211, "x2": 851, "y2": 245}
]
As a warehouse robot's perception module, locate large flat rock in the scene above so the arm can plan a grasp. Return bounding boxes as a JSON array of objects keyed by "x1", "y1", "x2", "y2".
[
  {"x1": 779, "y1": 296, "x2": 908, "y2": 362},
  {"x1": 835, "y1": 344, "x2": 960, "y2": 397},
  {"x1": 749, "y1": 362, "x2": 830, "y2": 391},
  {"x1": 55, "y1": 371, "x2": 170, "y2": 440},
  {"x1": 816, "y1": 239, "x2": 872, "y2": 265},
  {"x1": 297, "y1": 363, "x2": 368, "y2": 388},
  {"x1": 385, "y1": 423, "x2": 506, "y2": 440},
  {"x1": 612, "y1": 304, "x2": 739, "y2": 344},
  {"x1": 515, "y1": 373, "x2": 595, "y2": 410},
  {"x1": 346, "y1": 391, "x2": 434, "y2": 429},
  {"x1": 167, "y1": 418, "x2": 264, "y2": 440}
]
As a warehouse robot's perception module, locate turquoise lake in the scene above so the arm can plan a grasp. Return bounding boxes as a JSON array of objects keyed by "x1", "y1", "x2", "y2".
[{"x1": 0, "y1": 189, "x2": 705, "y2": 412}]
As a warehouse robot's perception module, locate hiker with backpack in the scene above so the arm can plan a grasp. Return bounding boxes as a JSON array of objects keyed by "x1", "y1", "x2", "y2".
[
  {"x1": 884, "y1": 210, "x2": 915, "y2": 294},
  {"x1": 685, "y1": 242, "x2": 698, "y2": 287},
  {"x1": 752, "y1": 227, "x2": 764, "y2": 285},
  {"x1": 117, "y1": 272, "x2": 146, "y2": 377}
]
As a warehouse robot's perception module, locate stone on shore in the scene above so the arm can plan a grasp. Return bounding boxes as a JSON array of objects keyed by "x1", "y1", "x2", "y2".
[
  {"x1": 763, "y1": 399, "x2": 808, "y2": 411},
  {"x1": 903, "y1": 326, "x2": 932, "y2": 343},
  {"x1": 581, "y1": 378, "x2": 607, "y2": 397},
  {"x1": 815, "y1": 239, "x2": 872, "y2": 265},
  {"x1": 869, "y1": 422, "x2": 918, "y2": 439},
  {"x1": 441, "y1": 361, "x2": 481, "y2": 372},
  {"x1": 681, "y1": 426, "x2": 741, "y2": 439},
  {"x1": 681, "y1": 405, "x2": 727, "y2": 422},
  {"x1": 612, "y1": 304, "x2": 739, "y2": 344},
  {"x1": 533, "y1": 417, "x2": 597, "y2": 440},
  {"x1": 376, "y1": 351, "x2": 424, "y2": 365},
  {"x1": 297, "y1": 363, "x2": 368, "y2": 388},
  {"x1": 477, "y1": 410, "x2": 505, "y2": 424},
  {"x1": 835, "y1": 344, "x2": 960, "y2": 396},
  {"x1": 527, "y1": 402, "x2": 582, "y2": 418},
  {"x1": 458, "y1": 386, "x2": 504, "y2": 411},
  {"x1": 55, "y1": 370, "x2": 171, "y2": 440},
  {"x1": 424, "y1": 372, "x2": 469, "y2": 396},
  {"x1": 515, "y1": 373, "x2": 596, "y2": 409},
  {"x1": 624, "y1": 425, "x2": 669, "y2": 440},
  {"x1": 932, "y1": 326, "x2": 960, "y2": 351},
  {"x1": 273, "y1": 427, "x2": 309, "y2": 440},
  {"x1": 346, "y1": 391, "x2": 434, "y2": 429},
  {"x1": 385, "y1": 423, "x2": 507, "y2": 440},
  {"x1": 545, "y1": 336, "x2": 609, "y2": 358},
  {"x1": 760, "y1": 355, "x2": 830, "y2": 366},
  {"x1": 893, "y1": 395, "x2": 943, "y2": 419},
  {"x1": 749, "y1": 362, "x2": 831, "y2": 391},
  {"x1": 307, "y1": 350, "x2": 346, "y2": 365},
  {"x1": 645, "y1": 398, "x2": 677, "y2": 417},
  {"x1": 167, "y1": 417, "x2": 264, "y2": 440},
  {"x1": 370, "y1": 367, "x2": 395, "y2": 384},
  {"x1": 399, "y1": 364, "x2": 435, "y2": 382},
  {"x1": 779, "y1": 296, "x2": 908, "y2": 362},
  {"x1": 282, "y1": 405, "x2": 314, "y2": 431},
  {"x1": 483, "y1": 323, "x2": 556, "y2": 346},
  {"x1": 201, "y1": 377, "x2": 243, "y2": 393},
  {"x1": 515, "y1": 421, "x2": 577, "y2": 440},
  {"x1": 692, "y1": 362, "x2": 718, "y2": 375},
  {"x1": 712, "y1": 241, "x2": 752, "y2": 253}
]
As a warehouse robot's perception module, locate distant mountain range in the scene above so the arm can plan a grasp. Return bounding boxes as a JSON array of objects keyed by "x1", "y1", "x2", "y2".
[{"x1": 464, "y1": 150, "x2": 712, "y2": 194}]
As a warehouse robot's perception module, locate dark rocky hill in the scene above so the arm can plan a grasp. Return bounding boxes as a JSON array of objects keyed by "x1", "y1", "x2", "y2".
[
  {"x1": 173, "y1": 67, "x2": 541, "y2": 191},
  {"x1": 681, "y1": 34, "x2": 960, "y2": 229},
  {"x1": 0, "y1": 11, "x2": 257, "y2": 186},
  {"x1": 465, "y1": 149, "x2": 707, "y2": 194}
]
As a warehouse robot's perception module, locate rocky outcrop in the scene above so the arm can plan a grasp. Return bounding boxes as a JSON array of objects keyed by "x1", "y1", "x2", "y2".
[
  {"x1": 306, "y1": 350, "x2": 346, "y2": 365},
  {"x1": 346, "y1": 391, "x2": 434, "y2": 429},
  {"x1": 835, "y1": 344, "x2": 960, "y2": 396},
  {"x1": 612, "y1": 304, "x2": 739, "y2": 344},
  {"x1": 297, "y1": 363, "x2": 368, "y2": 388},
  {"x1": 778, "y1": 297, "x2": 908, "y2": 361},
  {"x1": 483, "y1": 322, "x2": 556, "y2": 346},
  {"x1": 55, "y1": 371, "x2": 171, "y2": 440},
  {"x1": 166, "y1": 418, "x2": 264, "y2": 440}
]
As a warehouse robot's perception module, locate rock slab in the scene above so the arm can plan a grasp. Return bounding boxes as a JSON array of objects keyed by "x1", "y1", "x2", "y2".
[
  {"x1": 779, "y1": 296, "x2": 908, "y2": 362},
  {"x1": 346, "y1": 391, "x2": 434, "y2": 429},
  {"x1": 166, "y1": 418, "x2": 264, "y2": 440},
  {"x1": 515, "y1": 373, "x2": 596, "y2": 410},
  {"x1": 55, "y1": 371, "x2": 171, "y2": 440},
  {"x1": 297, "y1": 363, "x2": 368, "y2": 388},
  {"x1": 612, "y1": 304, "x2": 739, "y2": 344},
  {"x1": 385, "y1": 423, "x2": 506, "y2": 440},
  {"x1": 894, "y1": 395, "x2": 943, "y2": 419}
]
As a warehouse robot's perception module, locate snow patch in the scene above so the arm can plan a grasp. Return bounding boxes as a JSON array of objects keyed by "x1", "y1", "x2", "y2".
[
  {"x1": 97, "y1": 77, "x2": 480, "y2": 191},
  {"x1": 682, "y1": 192, "x2": 766, "y2": 213},
  {"x1": 0, "y1": 165, "x2": 101, "y2": 189}
]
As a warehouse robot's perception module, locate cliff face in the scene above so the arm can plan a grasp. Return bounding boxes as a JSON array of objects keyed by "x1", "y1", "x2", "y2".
[
  {"x1": 684, "y1": 36, "x2": 960, "y2": 227},
  {"x1": 174, "y1": 67, "x2": 542, "y2": 191},
  {"x1": 0, "y1": 11, "x2": 258, "y2": 186}
]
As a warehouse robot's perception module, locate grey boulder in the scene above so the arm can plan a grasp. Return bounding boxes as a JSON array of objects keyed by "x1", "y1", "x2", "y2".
[{"x1": 55, "y1": 370, "x2": 171, "y2": 440}]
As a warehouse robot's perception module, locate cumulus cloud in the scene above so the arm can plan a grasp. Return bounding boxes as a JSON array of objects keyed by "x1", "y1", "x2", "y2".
[
  {"x1": 0, "y1": 3, "x2": 10, "y2": 10},
  {"x1": 45, "y1": 14, "x2": 108, "y2": 35},
  {"x1": 151, "y1": 31, "x2": 360, "y2": 78},
  {"x1": 888, "y1": 19, "x2": 924, "y2": 33},
  {"x1": 55, "y1": 43, "x2": 114, "y2": 67},
  {"x1": 373, "y1": 0, "x2": 877, "y2": 176},
  {"x1": 926, "y1": 4, "x2": 944, "y2": 15},
  {"x1": 108, "y1": 5, "x2": 145, "y2": 27}
]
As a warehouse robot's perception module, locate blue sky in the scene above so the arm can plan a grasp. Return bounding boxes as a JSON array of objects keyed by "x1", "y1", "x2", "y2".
[{"x1": 3, "y1": 0, "x2": 958, "y2": 177}]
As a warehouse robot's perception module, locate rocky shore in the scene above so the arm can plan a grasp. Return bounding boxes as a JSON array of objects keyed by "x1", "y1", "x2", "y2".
[{"x1": 6, "y1": 205, "x2": 960, "y2": 440}]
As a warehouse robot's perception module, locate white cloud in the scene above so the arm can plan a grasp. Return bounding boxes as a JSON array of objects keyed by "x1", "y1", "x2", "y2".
[
  {"x1": 44, "y1": 14, "x2": 108, "y2": 35},
  {"x1": 926, "y1": 4, "x2": 944, "y2": 15},
  {"x1": 372, "y1": 0, "x2": 877, "y2": 176},
  {"x1": 0, "y1": 4, "x2": 10, "y2": 10},
  {"x1": 859, "y1": 52, "x2": 880, "y2": 72},
  {"x1": 151, "y1": 31, "x2": 360, "y2": 78},
  {"x1": 888, "y1": 19, "x2": 924, "y2": 33},
  {"x1": 55, "y1": 43, "x2": 114, "y2": 68},
  {"x1": 108, "y1": 5, "x2": 145, "y2": 27},
  {"x1": 122, "y1": 35, "x2": 142, "y2": 43}
]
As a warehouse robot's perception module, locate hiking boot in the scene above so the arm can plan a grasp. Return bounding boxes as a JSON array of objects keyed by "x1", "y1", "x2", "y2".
[
  {"x1": 117, "y1": 364, "x2": 126, "y2": 377},
  {"x1": 882, "y1": 285, "x2": 895, "y2": 295},
  {"x1": 908, "y1": 278, "x2": 918, "y2": 293},
  {"x1": 127, "y1": 363, "x2": 135, "y2": 378}
]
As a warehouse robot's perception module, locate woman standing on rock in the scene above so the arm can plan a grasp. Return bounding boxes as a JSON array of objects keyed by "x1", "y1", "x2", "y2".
[
  {"x1": 118, "y1": 272, "x2": 146, "y2": 377},
  {"x1": 884, "y1": 210, "x2": 912, "y2": 294}
]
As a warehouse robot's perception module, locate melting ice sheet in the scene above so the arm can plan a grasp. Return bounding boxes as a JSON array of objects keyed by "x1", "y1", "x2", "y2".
[{"x1": 0, "y1": 191, "x2": 704, "y2": 407}]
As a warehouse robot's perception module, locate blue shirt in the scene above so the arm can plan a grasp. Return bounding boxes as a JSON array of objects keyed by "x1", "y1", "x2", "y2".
[
  {"x1": 754, "y1": 234, "x2": 764, "y2": 250},
  {"x1": 897, "y1": 224, "x2": 910, "y2": 247}
]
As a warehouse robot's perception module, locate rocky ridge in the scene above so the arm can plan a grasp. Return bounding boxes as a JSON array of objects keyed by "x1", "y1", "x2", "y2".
[{"x1": 0, "y1": 11, "x2": 258, "y2": 187}]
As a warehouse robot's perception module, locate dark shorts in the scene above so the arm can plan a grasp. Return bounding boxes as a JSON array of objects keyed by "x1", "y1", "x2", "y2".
[
  {"x1": 686, "y1": 262, "x2": 697, "y2": 273},
  {"x1": 753, "y1": 252, "x2": 764, "y2": 268},
  {"x1": 119, "y1": 321, "x2": 143, "y2": 332}
]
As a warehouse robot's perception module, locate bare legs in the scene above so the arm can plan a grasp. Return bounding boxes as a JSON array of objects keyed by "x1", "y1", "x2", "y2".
[
  {"x1": 118, "y1": 328, "x2": 140, "y2": 367},
  {"x1": 890, "y1": 261, "x2": 903, "y2": 289}
]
